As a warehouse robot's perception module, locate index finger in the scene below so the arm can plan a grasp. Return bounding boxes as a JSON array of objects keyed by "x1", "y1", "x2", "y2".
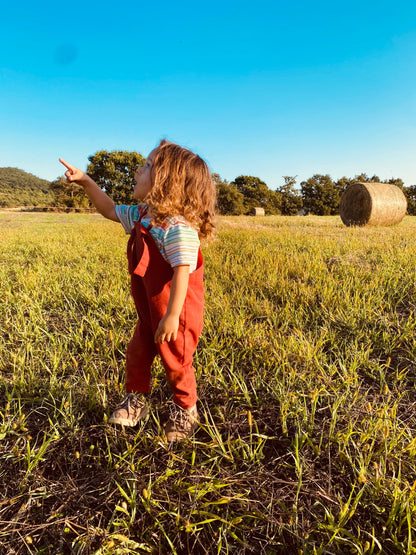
[{"x1": 59, "y1": 158, "x2": 75, "y2": 171}]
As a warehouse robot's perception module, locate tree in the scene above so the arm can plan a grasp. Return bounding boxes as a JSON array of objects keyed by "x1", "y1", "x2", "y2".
[
  {"x1": 212, "y1": 173, "x2": 245, "y2": 215},
  {"x1": 232, "y1": 175, "x2": 281, "y2": 214},
  {"x1": 278, "y1": 176, "x2": 303, "y2": 215},
  {"x1": 354, "y1": 173, "x2": 381, "y2": 183},
  {"x1": 50, "y1": 177, "x2": 91, "y2": 208},
  {"x1": 267, "y1": 190, "x2": 282, "y2": 215},
  {"x1": 301, "y1": 174, "x2": 339, "y2": 215},
  {"x1": 387, "y1": 177, "x2": 404, "y2": 189},
  {"x1": 403, "y1": 185, "x2": 416, "y2": 215},
  {"x1": 336, "y1": 176, "x2": 354, "y2": 195},
  {"x1": 86, "y1": 150, "x2": 145, "y2": 204}
]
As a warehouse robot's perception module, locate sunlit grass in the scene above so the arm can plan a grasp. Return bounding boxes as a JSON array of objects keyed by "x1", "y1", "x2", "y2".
[{"x1": 1, "y1": 211, "x2": 416, "y2": 553}]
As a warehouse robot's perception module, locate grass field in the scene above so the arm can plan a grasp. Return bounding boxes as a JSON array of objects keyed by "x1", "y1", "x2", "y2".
[{"x1": 1, "y1": 211, "x2": 416, "y2": 554}]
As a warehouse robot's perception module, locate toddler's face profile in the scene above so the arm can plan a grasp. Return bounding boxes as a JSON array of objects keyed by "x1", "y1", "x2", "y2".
[{"x1": 133, "y1": 149, "x2": 156, "y2": 201}]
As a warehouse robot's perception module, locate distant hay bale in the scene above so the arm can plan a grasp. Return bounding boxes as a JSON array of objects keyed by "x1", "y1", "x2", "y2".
[
  {"x1": 250, "y1": 207, "x2": 265, "y2": 216},
  {"x1": 339, "y1": 182, "x2": 407, "y2": 226}
]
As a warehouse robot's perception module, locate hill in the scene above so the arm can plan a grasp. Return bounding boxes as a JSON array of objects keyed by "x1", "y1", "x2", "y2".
[{"x1": 0, "y1": 167, "x2": 54, "y2": 207}]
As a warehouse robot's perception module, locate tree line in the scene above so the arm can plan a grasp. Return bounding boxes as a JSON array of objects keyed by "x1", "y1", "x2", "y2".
[
  {"x1": 215, "y1": 173, "x2": 416, "y2": 216},
  {"x1": 3, "y1": 150, "x2": 416, "y2": 215},
  {"x1": 53, "y1": 151, "x2": 416, "y2": 216}
]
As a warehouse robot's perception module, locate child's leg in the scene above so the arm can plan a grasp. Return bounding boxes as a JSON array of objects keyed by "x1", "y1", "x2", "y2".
[{"x1": 125, "y1": 319, "x2": 157, "y2": 394}]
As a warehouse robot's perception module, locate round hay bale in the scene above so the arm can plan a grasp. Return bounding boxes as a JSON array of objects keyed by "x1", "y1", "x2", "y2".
[
  {"x1": 339, "y1": 182, "x2": 407, "y2": 226},
  {"x1": 250, "y1": 207, "x2": 265, "y2": 216}
]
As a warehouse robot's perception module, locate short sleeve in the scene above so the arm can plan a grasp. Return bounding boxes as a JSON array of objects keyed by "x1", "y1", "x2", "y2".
[
  {"x1": 115, "y1": 205, "x2": 146, "y2": 234},
  {"x1": 162, "y1": 224, "x2": 200, "y2": 270}
]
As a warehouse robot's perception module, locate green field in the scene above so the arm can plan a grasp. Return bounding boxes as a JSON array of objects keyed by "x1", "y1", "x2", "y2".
[{"x1": 1, "y1": 211, "x2": 416, "y2": 554}]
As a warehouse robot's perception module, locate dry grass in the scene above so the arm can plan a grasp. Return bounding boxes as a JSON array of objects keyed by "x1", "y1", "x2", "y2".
[{"x1": 1, "y1": 212, "x2": 416, "y2": 554}]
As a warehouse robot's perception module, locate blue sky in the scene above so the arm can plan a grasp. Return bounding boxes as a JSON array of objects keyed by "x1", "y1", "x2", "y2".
[{"x1": 1, "y1": 0, "x2": 416, "y2": 189}]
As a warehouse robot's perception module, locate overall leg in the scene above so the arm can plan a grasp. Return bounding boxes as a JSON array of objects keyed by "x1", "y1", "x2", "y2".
[
  {"x1": 125, "y1": 319, "x2": 157, "y2": 394},
  {"x1": 158, "y1": 326, "x2": 199, "y2": 410}
]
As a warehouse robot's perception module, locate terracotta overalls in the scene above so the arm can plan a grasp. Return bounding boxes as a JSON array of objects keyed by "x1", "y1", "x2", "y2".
[{"x1": 125, "y1": 219, "x2": 204, "y2": 410}]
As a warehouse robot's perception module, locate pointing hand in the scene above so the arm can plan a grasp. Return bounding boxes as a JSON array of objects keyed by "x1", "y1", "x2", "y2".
[{"x1": 59, "y1": 158, "x2": 86, "y2": 184}]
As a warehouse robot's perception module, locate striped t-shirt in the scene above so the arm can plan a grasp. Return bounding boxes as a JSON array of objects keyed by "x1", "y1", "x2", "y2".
[{"x1": 115, "y1": 204, "x2": 200, "y2": 272}]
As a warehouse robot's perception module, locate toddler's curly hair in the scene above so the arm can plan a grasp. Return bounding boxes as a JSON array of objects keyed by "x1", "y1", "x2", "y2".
[{"x1": 145, "y1": 140, "x2": 216, "y2": 238}]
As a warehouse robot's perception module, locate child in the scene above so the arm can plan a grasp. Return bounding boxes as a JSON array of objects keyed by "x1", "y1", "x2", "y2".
[{"x1": 59, "y1": 140, "x2": 215, "y2": 441}]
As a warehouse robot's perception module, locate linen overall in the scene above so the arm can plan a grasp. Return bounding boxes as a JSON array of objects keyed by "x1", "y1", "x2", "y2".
[{"x1": 125, "y1": 220, "x2": 204, "y2": 410}]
